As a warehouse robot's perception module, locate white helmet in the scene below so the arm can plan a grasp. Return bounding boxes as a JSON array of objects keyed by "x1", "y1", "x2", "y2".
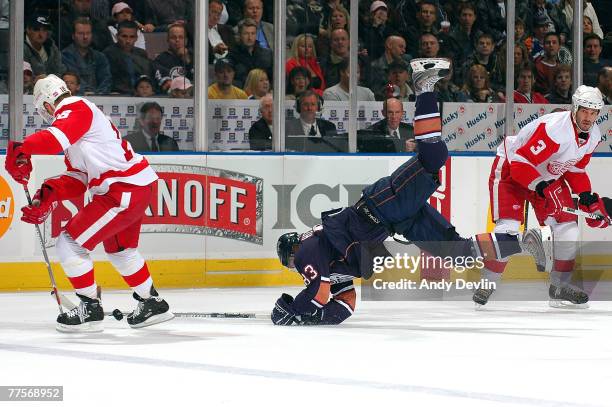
[
  {"x1": 33, "y1": 74, "x2": 71, "y2": 124},
  {"x1": 572, "y1": 85, "x2": 604, "y2": 115}
]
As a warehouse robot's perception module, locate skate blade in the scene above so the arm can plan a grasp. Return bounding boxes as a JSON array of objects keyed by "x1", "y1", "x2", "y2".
[
  {"x1": 56, "y1": 320, "x2": 104, "y2": 333},
  {"x1": 129, "y1": 311, "x2": 175, "y2": 329},
  {"x1": 548, "y1": 300, "x2": 590, "y2": 309},
  {"x1": 474, "y1": 303, "x2": 486, "y2": 311}
]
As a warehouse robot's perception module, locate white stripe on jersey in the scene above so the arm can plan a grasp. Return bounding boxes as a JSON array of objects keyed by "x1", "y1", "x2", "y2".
[
  {"x1": 414, "y1": 112, "x2": 440, "y2": 120},
  {"x1": 74, "y1": 192, "x2": 131, "y2": 246},
  {"x1": 335, "y1": 299, "x2": 354, "y2": 314},
  {"x1": 333, "y1": 284, "x2": 354, "y2": 296},
  {"x1": 310, "y1": 299, "x2": 324, "y2": 308},
  {"x1": 47, "y1": 126, "x2": 71, "y2": 150},
  {"x1": 492, "y1": 156, "x2": 505, "y2": 221}
]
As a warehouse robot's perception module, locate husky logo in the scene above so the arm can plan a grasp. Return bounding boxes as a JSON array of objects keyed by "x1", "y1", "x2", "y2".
[
  {"x1": 458, "y1": 127, "x2": 465, "y2": 135},
  {"x1": 488, "y1": 105, "x2": 494, "y2": 114},
  {"x1": 486, "y1": 127, "x2": 493, "y2": 136},
  {"x1": 458, "y1": 105, "x2": 465, "y2": 115},
  {"x1": 517, "y1": 107, "x2": 523, "y2": 115},
  {"x1": 539, "y1": 107, "x2": 546, "y2": 116},
  {"x1": 547, "y1": 159, "x2": 578, "y2": 175}
]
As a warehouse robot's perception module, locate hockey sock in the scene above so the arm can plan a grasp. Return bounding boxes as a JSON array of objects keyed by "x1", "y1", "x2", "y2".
[
  {"x1": 107, "y1": 248, "x2": 153, "y2": 298},
  {"x1": 56, "y1": 232, "x2": 98, "y2": 299},
  {"x1": 414, "y1": 92, "x2": 447, "y2": 172},
  {"x1": 550, "y1": 260, "x2": 576, "y2": 286},
  {"x1": 320, "y1": 285, "x2": 356, "y2": 325}
]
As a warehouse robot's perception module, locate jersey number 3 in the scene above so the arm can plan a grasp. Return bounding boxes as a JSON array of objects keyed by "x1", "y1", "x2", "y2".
[{"x1": 529, "y1": 140, "x2": 547, "y2": 155}]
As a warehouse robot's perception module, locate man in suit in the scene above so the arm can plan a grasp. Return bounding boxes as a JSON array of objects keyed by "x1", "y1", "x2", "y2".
[
  {"x1": 237, "y1": 0, "x2": 274, "y2": 50},
  {"x1": 285, "y1": 89, "x2": 337, "y2": 139},
  {"x1": 365, "y1": 97, "x2": 416, "y2": 152},
  {"x1": 248, "y1": 93, "x2": 273, "y2": 151},
  {"x1": 208, "y1": 0, "x2": 235, "y2": 63},
  {"x1": 124, "y1": 102, "x2": 180, "y2": 152}
]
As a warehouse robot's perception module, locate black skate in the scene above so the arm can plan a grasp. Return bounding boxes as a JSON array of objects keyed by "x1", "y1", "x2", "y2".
[
  {"x1": 473, "y1": 288, "x2": 495, "y2": 308},
  {"x1": 521, "y1": 226, "x2": 553, "y2": 272},
  {"x1": 549, "y1": 284, "x2": 589, "y2": 309},
  {"x1": 127, "y1": 287, "x2": 174, "y2": 328},
  {"x1": 410, "y1": 58, "x2": 450, "y2": 95},
  {"x1": 56, "y1": 294, "x2": 104, "y2": 333}
]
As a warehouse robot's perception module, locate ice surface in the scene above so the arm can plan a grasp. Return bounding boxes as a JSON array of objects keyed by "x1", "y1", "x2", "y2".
[{"x1": 1, "y1": 286, "x2": 611, "y2": 406}]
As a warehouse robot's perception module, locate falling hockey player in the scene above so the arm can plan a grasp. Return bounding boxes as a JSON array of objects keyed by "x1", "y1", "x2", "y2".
[
  {"x1": 271, "y1": 59, "x2": 552, "y2": 326},
  {"x1": 472, "y1": 85, "x2": 609, "y2": 308},
  {"x1": 4, "y1": 75, "x2": 174, "y2": 332}
]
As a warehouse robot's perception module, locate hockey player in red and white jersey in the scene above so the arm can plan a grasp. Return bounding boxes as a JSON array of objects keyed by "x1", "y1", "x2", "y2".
[
  {"x1": 472, "y1": 85, "x2": 609, "y2": 308},
  {"x1": 4, "y1": 75, "x2": 174, "y2": 332}
]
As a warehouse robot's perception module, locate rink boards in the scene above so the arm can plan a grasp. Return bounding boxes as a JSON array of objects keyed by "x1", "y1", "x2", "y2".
[{"x1": 0, "y1": 154, "x2": 611, "y2": 291}]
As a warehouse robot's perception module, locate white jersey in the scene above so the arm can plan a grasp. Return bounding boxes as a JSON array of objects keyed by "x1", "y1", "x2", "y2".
[
  {"x1": 26, "y1": 96, "x2": 157, "y2": 195},
  {"x1": 498, "y1": 111, "x2": 601, "y2": 191}
]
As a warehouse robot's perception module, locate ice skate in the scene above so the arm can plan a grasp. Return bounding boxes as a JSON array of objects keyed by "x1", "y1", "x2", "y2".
[
  {"x1": 127, "y1": 287, "x2": 174, "y2": 328},
  {"x1": 410, "y1": 58, "x2": 450, "y2": 95},
  {"x1": 549, "y1": 284, "x2": 589, "y2": 309},
  {"x1": 473, "y1": 288, "x2": 495, "y2": 309},
  {"x1": 56, "y1": 294, "x2": 104, "y2": 333},
  {"x1": 521, "y1": 226, "x2": 553, "y2": 273}
]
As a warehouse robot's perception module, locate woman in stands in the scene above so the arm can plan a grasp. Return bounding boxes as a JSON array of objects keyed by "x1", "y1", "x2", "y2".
[
  {"x1": 244, "y1": 68, "x2": 270, "y2": 100},
  {"x1": 458, "y1": 64, "x2": 504, "y2": 103},
  {"x1": 285, "y1": 33, "x2": 326, "y2": 95},
  {"x1": 286, "y1": 66, "x2": 320, "y2": 99}
]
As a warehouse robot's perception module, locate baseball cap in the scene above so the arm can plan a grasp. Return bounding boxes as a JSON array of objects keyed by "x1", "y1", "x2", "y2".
[
  {"x1": 23, "y1": 61, "x2": 33, "y2": 74},
  {"x1": 214, "y1": 58, "x2": 234, "y2": 72},
  {"x1": 112, "y1": 2, "x2": 133, "y2": 15},
  {"x1": 170, "y1": 76, "x2": 193, "y2": 90},
  {"x1": 370, "y1": 1, "x2": 388, "y2": 13},
  {"x1": 534, "y1": 13, "x2": 552, "y2": 27},
  {"x1": 26, "y1": 13, "x2": 51, "y2": 29},
  {"x1": 388, "y1": 59, "x2": 408, "y2": 72}
]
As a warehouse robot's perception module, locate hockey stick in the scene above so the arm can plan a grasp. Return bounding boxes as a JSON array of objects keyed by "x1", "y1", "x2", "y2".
[
  {"x1": 106, "y1": 310, "x2": 259, "y2": 320},
  {"x1": 524, "y1": 201, "x2": 530, "y2": 230},
  {"x1": 562, "y1": 206, "x2": 610, "y2": 221},
  {"x1": 23, "y1": 185, "x2": 64, "y2": 314}
]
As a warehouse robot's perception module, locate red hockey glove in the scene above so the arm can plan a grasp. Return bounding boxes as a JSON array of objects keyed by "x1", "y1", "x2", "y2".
[
  {"x1": 535, "y1": 179, "x2": 564, "y2": 218},
  {"x1": 578, "y1": 192, "x2": 611, "y2": 229},
  {"x1": 21, "y1": 184, "x2": 58, "y2": 225},
  {"x1": 5, "y1": 141, "x2": 32, "y2": 185}
]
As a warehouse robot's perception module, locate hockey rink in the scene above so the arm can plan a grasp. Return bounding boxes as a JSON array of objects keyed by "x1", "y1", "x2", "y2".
[{"x1": 1, "y1": 286, "x2": 611, "y2": 406}]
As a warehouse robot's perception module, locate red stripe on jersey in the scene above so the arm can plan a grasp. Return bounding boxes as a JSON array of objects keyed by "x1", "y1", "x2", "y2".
[
  {"x1": 68, "y1": 269, "x2": 95, "y2": 289},
  {"x1": 44, "y1": 174, "x2": 87, "y2": 200},
  {"x1": 122, "y1": 263, "x2": 152, "y2": 287},
  {"x1": 554, "y1": 259, "x2": 575, "y2": 272},
  {"x1": 313, "y1": 280, "x2": 330, "y2": 307},
  {"x1": 476, "y1": 233, "x2": 498, "y2": 262},
  {"x1": 573, "y1": 153, "x2": 592, "y2": 170},
  {"x1": 509, "y1": 159, "x2": 543, "y2": 190},
  {"x1": 88, "y1": 158, "x2": 150, "y2": 188},
  {"x1": 563, "y1": 171, "x2": 591, "y2": 194},
  {"x1": 484, "y1": 259, "x2": 507, "y2": 273},
  {"x1": 334, "y1": 288, "x2": 356, "y2": 311},
  {"x1": 21, "y1": 129, "x2": 65, "y2": 155},
  {"x1": 53, "y1": 100, "x2": 94, "y2": 145},
  {"x1": 515, "y1": 123, "x2": 560, "y2": 166},
  {"x1": 414, "y1": 116, "x2": 441, "y2": 137}
]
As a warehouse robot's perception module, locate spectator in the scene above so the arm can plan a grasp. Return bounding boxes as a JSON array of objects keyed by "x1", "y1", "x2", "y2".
[
  {"x1": 317, "y1": 4, "x2": 350, "y2": 58},
  {"x1": 208, "y1": 0, "x2": 235, "y2": 63},
  {"x1": 534, "y1": 32, "x2": 561, "y2": 95},
  {"x1": 108, "y1": 2, "x2": 146, "y2": 50},
  {"x1": 583, "y1": 15, "x2": 594, "y2": 36},
  {"x1": 228, "y1": 18, "x2": 273, "y2": 88},
  {"x1": 24, "y1": 13, "x2": 66, "y2": 77},
  {"x1": 169, "y1": 75, "x2": 193, "y2": 98},
  {"x1": 0, "y1": 0, "x2": 7, "y2": 29},
  {"x1": 103, "y1": 21, "x2": 153, "y2": 95},
  {"x1": 530, "y1": 14, "x2": 552, "y2": 59},
  {"x1": 286, "y1": 0, "x2": 324, "y2": 45},
  {"x1": 597, "y1": 67, "x2": 612, "y2": 105},
  {"x1": 124, "y1": 102, "x2": 179, "y2": 152},
  {"x1": 560, "y1": 0, "x2": 604, "y2": 41},
  {"x1": 583, "y1": 34, "x2": 608, "y2": 87},
  {"x1": 375, "y1": 59, "x2": 414, "y2": 102},
  {"x1": 323, "y1": 58, "x2": 375, "y2": 101},
  {"x1": 418, "y1": 32, "x2": 441, "y2": 59},
  {"x1": 248, "y1": 93, "x2": 273, "y2": 151},
  {"x1": 134, "y1": 75, "x2": 155, "y2": 97},
  {"x1": 525, "y1": 0, "x2": 569, "y2": 43},
  {"x1": 320, "y1": 28, "x2": 350, "y2": 87},
  {"x1": 244, "y1": 68, "x2": 270, "y2": 99},
  {"x1": 58, "y1": 0, "x2": 113, "y2": 51},
  {"x1": 459, "y1": 64, "x2": 503, "y2": 102},
  {"x1": 448, "y1": 3, "x2": 482, "y2": 66},
  {"x1": 544, "y1": 64, "x2": 572, "y2": 104},
  {"x1": 285, "y1": 89, "x2": 337, "y2": 137},
  {"x1": 23, "y1": 62, "x2": 35, "y2": 94},
  {"x1": 142, "y1": 0, "x2": 192, "y2": 33},
  {"x1": 359, "y1": 1, "x2": 394, "y2": 61},
  {"x1": 477, "y1": 0, "x2": 508, "y2": 43},
  {"x1": 153, "y1": 23, "x2": 193, "y2": 93},
  {"x1": 62, "y1": 71, "x2": 81, "y2": 95},
  {"x1": 286, "y1": 33, "x2": 326, "y2": 95},
  {"x1": 286, "y1": 66, "x2": 316, "y2": 99},
  {"x1": 369, "y1": 35, "x2": 412, "y2": 90},
  {"x1": 208, "y1": 58, "x2": 248, "y2": 99},
  {"x1": 435, "y1": 59, "x2": 462, "y2": 102},
  {"x1": 514, "y1": 65, "x2": 549, "y2": 103},
  {"x1": 365, "y1": 97, "x2": 416, "y2": 152},
  {"x1": 237, "y1": 0, "x2": 274, "y2": 50},
  {"x1": 457, "y1": 33, "x2": 503, "y2": 90},
  {"x1": 61, "y1": 17, "x2": 112, "y2": 95},
  {"x1": 403, "y1": 0, "x2": 438, "y2": 56},
  {"x1": 515, "y1": 18, "x2": 530, "y2": 51}
]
